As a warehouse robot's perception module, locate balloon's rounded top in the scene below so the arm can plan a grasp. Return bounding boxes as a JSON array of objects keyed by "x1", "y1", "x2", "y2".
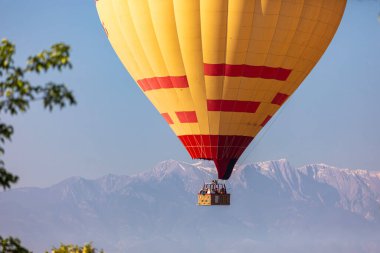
[{"x1": 96, "y1": 0, "x2": 347, "y2": 180}]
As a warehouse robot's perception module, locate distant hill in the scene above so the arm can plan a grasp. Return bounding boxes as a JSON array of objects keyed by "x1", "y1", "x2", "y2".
[{"x1": 1, "y1": 159, "x2": 379, "y2": 253}]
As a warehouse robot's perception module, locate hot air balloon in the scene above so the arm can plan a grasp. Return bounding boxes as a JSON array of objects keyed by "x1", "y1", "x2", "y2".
[{"x1": 95, "y1": 0, "x2": 346, "y2": 204}]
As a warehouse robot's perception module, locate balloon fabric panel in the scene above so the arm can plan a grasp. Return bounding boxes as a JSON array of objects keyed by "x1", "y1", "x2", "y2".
[{"x1": 96, "y1": 0, "x2": 346, "y2": 180}]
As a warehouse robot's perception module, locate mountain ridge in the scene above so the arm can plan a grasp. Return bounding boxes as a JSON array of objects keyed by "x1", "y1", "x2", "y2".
[{"x1": 1, "y1": 159, "x2": 379, "y2": 253}]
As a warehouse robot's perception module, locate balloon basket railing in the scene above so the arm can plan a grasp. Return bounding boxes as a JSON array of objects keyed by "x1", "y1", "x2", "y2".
[{"x1": 197, "y1": 180, "x2": 230, "y2": 206}]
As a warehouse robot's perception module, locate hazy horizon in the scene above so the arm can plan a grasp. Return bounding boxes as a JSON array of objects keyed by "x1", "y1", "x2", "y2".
[{"x1": 1, "y1": 159, "x2": 379, "y2": 253}]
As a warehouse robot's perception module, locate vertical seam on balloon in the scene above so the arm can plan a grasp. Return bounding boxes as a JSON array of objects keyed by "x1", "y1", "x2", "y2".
[
  {"x1": 233, "y1": 1, "x2": 265, "y2": 149},
  {"x1": 269, "y1": 0, "x2": 306, "y2": 103},
  {"x1": 127, "y1": 0, "x2": 189, "y2": 139},
  {"x1": 169, "y1": 0, "x2": 198, "y2": 147},
  {"x1": 220, "y1": 0, "x2": 233, "y2": 160},
  {"x1": 312, "y1": 0, "x2": 345, "y2": 67},
  {"x1": 221, "y1": 0, "x2": 255, "y2": 160},
  {"x1": 197, "y1": 2, "x2": 212, "y2": 159},
  {"x1": 128, "y1": 2, "x2": 191, "y2": 144},
  {"x1": 200, "y1": 2, "x2": 221, "y2": 159},
  {"x1": 142, "y1": 0, "x2": 178, "y2": 119},
  {"x1": 237, "y1": 0, "x2": 284, "y2": 164},
  {"x1": 194, "y1": 3, "x2": 211, "y2": 159},
  {"x1": 112, "y1": 1, "x2": 155, "y2": 83},
  {"x1": 146, "y1": 0, "x2": 194, "y2": 137},
  {"x1": 240, "y1": 1, "x2": 306, "y2": 163},
  {"x1": 280, "y1": 1, "x2": 323, "y2": 97},
  {"x1": 252, "y1": 0, "x2": 282, "y2": 115},
  {"x1": 240, "y1": 1, "x2": 311, "y2": 165},
  {"x1": 111, "y1": 0, "x2": 165, "y2": 121},
  {"x1": 232, "y1": 1, "x2": 263, "y2": 160},
  {"x1": 245, "y1": 2, "x2": 314, "y2": 162},
  {"x1": 290, "y1": 2, "x2": 323, "y2": 81},
  {"x1": 186, "y1": 0, "x2": 202, "y2": 157},
  {"x1": 172, "y1": 1, "x2": 205, "y2": 157},
  {"x1": 199, "y1": 1, "x2": 215, "y2": 160},
  {"x1": 111, "y1": 1, "x2": 177, "y2": 123},
  {"x1": 234, "y1": 1, "x2": 261, "y2": 159},
  {"x1": 105, "y1": 1, "x2": 143, "y2": 81},
  {"x1": 217, "y1": 0, "x2": 230, "y2": 161},
  {"x1": 288, "y1": 0, "x2": 322, "y2": 91}
]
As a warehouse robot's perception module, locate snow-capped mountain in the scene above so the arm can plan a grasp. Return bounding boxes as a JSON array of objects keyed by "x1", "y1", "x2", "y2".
[{"x1": 0, "y1": 160, "x2": 379, "y2": 253}]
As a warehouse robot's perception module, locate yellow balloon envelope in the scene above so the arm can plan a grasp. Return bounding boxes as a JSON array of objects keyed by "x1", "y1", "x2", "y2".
[{"x1": 96, "y1": 0, "x2": 346, "y2": 179}]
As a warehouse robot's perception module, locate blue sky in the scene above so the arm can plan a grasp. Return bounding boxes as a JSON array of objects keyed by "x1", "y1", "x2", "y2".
[{"x1": 1, "y1": 0, "x2": 379, "y2": 187}]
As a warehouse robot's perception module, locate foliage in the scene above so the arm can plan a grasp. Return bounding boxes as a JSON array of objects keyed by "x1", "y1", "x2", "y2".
[
  {"x1": 0, "y1": 39, "x2": 105, "y2": 253},
  {"x1": 0, "y1": 238, "x2": 105, "y2": 253},
  {"x1": 47, "y1": 243, "x2": 103, "y2": 253},
  {"x1": 0, "y1": 38, "x2": 76, "y2": 190},
  {"x1": 0, "y1": 236, "x2": 32, "y2": 253}
]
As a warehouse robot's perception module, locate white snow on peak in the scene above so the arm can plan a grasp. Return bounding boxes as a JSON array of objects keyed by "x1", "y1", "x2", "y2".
[
  {"x1": 191, "y1": 160, "x2": 216, "y2": 173},
  {"x1": 256, "y1": 158, "x2": 290, "y2": 169},
  {"x1": 1, "y1": 157, "x2": 380, "y2": 253}
]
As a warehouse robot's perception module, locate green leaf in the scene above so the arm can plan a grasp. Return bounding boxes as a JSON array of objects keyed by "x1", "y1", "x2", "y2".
[{"x1": 0, "y1": 38, "x2": 76, "y2": 190}]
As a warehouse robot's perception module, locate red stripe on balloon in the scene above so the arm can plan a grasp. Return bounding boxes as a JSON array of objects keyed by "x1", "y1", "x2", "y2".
[
  {"x1": 175, "y1": 111, "x2": 198, "y2": 123},
  {"x1": 178, "y1": 134, "x2": 254, "y2": 179},
  {"x1": 137, "y1": 76, "x2": 189, "y2": 91},
  {"x1": 177, "y1": 135, "x2": 253, "y2": 159},
  {"x1": 260, "y1": 115, "x2": 272, "y2": 127},
  {"x1": 101, "y1": 22, "x2": 108, "y2": 37},
  {"x1": 271, "y1": 93, "x2": 289, "y2": 105},
  {"x1": 207, "y1": 99, "x2": 260, "y2": 113},
  {"x1": 161, "y1": 113, "x2": 174, "y2": 124},
  {"x1": 204, "y1": 63, "x2": 291, "y2": 81}
]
